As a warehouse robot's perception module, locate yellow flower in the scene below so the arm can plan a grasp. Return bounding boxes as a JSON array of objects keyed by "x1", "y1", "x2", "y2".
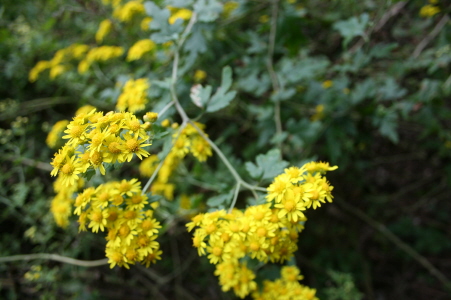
[
  {"x1": 96, "y1": 19, "x2": 112, "y2": 43},
  {"x1": 46, "y1": 120, "x2": 69, "y2": 149},
  {"x1": 223, "y1": 1, "x2": 239, "y2": 18},
  {"x1": 126, "y1": 39, "x2": 156, "y2": 61},
  {"x1": 420, "y1": 4, "x2": 440, "y2": 18},
  {"x1": 113, "y1": 1, "x2": 145, "y2": 22},
  {"x1": 116, "y1": 78, "x2": 150, "y2": 113},
  {"x1": 88, "y1": 208, "x2": 109, "y2": 233},
  {"x1": 311, "y1": 104, "x2": 325, "y2": 122},
  {"x1": 49, "y1": 64, "x2": 66, "y2": 80},
  {"x1": 194, "y1": 69, "x2": 207, "y2": 82},
  {"x1": 120, "y1": 133, "x2": 151, "y2": 162},
  {"x1": 141, "y1": 17, "x2": 153, "y2": 31},
  {"x1": 321, "y1": 80, "x2": 333, "y2": 89},
  {"x1": 168, "y1": 7, "x2": 193, "y2": 24},
  {"x1": 139, "y1": 155, "x2": 159, "y2": 177},
  {"x1": 29, "y1": 60, "x2": 51, "y2": 82}
]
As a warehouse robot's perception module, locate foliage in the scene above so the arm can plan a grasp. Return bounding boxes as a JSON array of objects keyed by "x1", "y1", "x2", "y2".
[{"x1": 1, "y1": 0, "x2": 451, "y2": 299}]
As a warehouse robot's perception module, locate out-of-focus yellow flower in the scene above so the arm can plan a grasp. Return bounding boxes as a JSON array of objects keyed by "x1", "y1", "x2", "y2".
[
  {"x1": 168, "y1": 7, "x2": 193, "y2": 24},
  {"x1": 311, "y1": 104, "x2": 325, "y2": 122},
  {"x1": 113, "y1": 1, "x2": 145, "y2": 22},
  {"x1": 116, "y1": 78, "x2": 150, "y2": 113},
  {"x1": 141, "y1": 17, "x2": 152, "y2": 31},
  {"x1": 223, "y1": 1, "x2": 239, "y2": 18},
  {"x1": 46, "y1": 120, "x2": 70, "y2": 149},
  {"x1": 127, "y1": 39, "x2": 156, "y2": 61},
  {"x1": 96, "y1": 19, "x2": 113, "y2": 43},
  {"x1": 29, "y1": 60, "x2": 51, "y2": 82},
  {"x1": 49, "y1": 65, "x2": 66, "y2": 80},
  {"x1": 194, "y1": 69, "x2": 207, "y2": 82},
  {"x1": 419, "y1": 4, "x2": 440, "y2": 18},
  {"x1": 321, "y1": 80, "x2": 333, "y2": 89},
  {"x1": 259, "y1": 15, "x2": 269, "y2": 23}
]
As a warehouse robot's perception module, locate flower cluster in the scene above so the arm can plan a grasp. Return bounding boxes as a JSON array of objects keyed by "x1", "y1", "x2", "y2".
[
  {"x1": 112, "y1": 0, "x2": 145, "y2": 22},
  {"x1": 50, "y1": 174, "x2": 84, "y2": 228},
  {"x1": 116, "y1": 78, "x2": 150, "y2": 113},
  {"x1": 95, "y1": 19, "x2": 113, "y2": 43},
  {"x1": 139, "y1": 121, "x2": 212, "y2": 200},
  {"x1": 29, "y1": 44, "x2": 89, "y2": 81},
  {"x1": 50, "y1": 108, "x2": 154, "y2": 187},
  {"x1": 419, "y1": 1, "x2": 441, "y2": 18},
  {"x1": 46, "y1": 120, "x2": 69, "y2": 149},
  {"x1": 252, "y1": 266, "x2": 318, "y2": 300},
  {"x1": 74, "y1": 179, "x2": 162, "y2": 269},
  {"x1": 127, "y1": 39, "x2": 156, "y2": 61},
  {"x1": 187, "y1": 161, "x2": 337, "y2": 298}
]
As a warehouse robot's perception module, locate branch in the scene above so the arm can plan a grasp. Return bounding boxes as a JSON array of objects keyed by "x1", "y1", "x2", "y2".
[
  {"x1": 349, "y1": 1, "x2": 408, "y2": 54},
  {"x1": 0, "y1": 253, "x2": 108, "y2": 267},
  {"x1": 336, "y1": 198, "x2": 451, "y2": 291},
  {"x1": 412, "y1": 14, "x2": 450, "y2": 58}
]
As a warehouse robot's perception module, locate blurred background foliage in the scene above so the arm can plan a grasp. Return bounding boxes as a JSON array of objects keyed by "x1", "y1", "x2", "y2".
[{"x1": 1, "y1": 0, "x2": 450, "y2": 299}]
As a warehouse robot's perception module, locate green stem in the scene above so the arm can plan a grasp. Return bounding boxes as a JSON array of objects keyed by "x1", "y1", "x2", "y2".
[
  {"x1": 142, "y1": 121, "x2": 188, "y2": 195},
  {"x1": 188, "y1": 120, "x2": 266, "y2": 194},
  {"x1": 0, "y1": 253, "x2": 107, "y2": 267},
  {"x1": 229, "y1": 183, "x2": 241, "y2": 213}
]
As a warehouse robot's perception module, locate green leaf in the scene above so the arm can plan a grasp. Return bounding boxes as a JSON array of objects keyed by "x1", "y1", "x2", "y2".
[
  {"x1": 206, "y1": 66, "x2": 237, "y2": 112},
  {"x1": 144, "y1": 2, "x2": 183, "y2": 43},
  {"x1": 193, "y1": 0, "x2": 223, "y2": 23},
  {"x1": 333, "y1": 13, "x2": 369, "y2": 48},
  {"x1": 83, "y1": 169, "x2": 96, "y2": 182},
  {"x1": 245, "y1": 149, "x2": 289, "y2": 181},
  {"x1": 207, "y1": 189, "x2": 233, "y2": 207}
]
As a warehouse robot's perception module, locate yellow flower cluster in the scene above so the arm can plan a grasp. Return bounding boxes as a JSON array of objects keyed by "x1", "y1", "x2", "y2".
[
  {"x1": 46, "y1": 120, "x2": 69, "y2": 149},
  {"x1": 50, "y1": 109, "x2": 154, "y2": 186},
  {"x1": 187, "y1": 161, "x2": 337, "y2": 298},
  {"x1": 74, "y1": 179, "x2": 162, "y2": 269},
  {"x1": 139, "y1": 122, "x2": 212, "y2": 200},
  {"x1": 167, "y1": 6, "x2": 193, "y2": 24},
  {"x1": 95, "y1": 19, "x2": 113, "y2": 43},
  {"x1": 51, "y1": 174, "x2": 84, "y2": 228},
  {"x1": 79, "y1": 46, "x2": 124, "y2": 74},
  {"x1": 113, "y1": 0, "x2": 145, "y2": 22},
  {"x1": 252, "y1": 266, "x2": 318, "y2": 300},
  {"x1": 29, "y1": 44, "x2": 89, "y2": 81},
  {"x1": 127, "y1": 39, "x2": 156, "y2": 61},
  {"x1": 116, "y1": 78, "x2": 150, "y2": 113}
]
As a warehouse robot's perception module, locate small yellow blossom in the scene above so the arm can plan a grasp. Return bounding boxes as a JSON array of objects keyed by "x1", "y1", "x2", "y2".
[
  {"x1": 419, "y1": 4, "x2": 440, "y2": 18},
  {"x1": 168, "y1": 7, "x2": 193, "y2": 24},
  {"x1": 194, "y1": 69, "x2": 207, "y2": 82},
  {"x1": 96, "y1": 19, "x2": 113, "y2": 43},
  {"x1": 127, "y1": 39, "x2": 156, "y2": 61},
  {"x1": 321, "y1": 80, "x2": 333, "y2": 89}
]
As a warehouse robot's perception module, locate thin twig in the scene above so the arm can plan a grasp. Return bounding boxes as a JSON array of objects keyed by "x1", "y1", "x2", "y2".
[
  {"x1": 142, "y1": 121, "x2": 188, "y2": 195},
  {"x1": 158, "y1": 101, "x2": 175, "y2": 118},
  {"x1": 188, "y1": 120, "x2": 267, "y2": 194},
  {"x1": 229, "y1": 183, "x2": 241, "y2": 213},
  {"x1": 336, "y1": 198, "x2": 451, "y2": 291},
  {"x1": 412, "y1": 14, "x2": 450, "y2": 58},
  {"x1": 349, "y1": 1, "x2": 408, "y2": 54},
  {"x1": 5, "y1": 155, "x2": 52, "y2": 172},
  {"x1": 267, "y1": 0, "x2": 283, "y2": 154},
  {"x1": 0, "y1": 253, "x2": 108, "y2": 267}
]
